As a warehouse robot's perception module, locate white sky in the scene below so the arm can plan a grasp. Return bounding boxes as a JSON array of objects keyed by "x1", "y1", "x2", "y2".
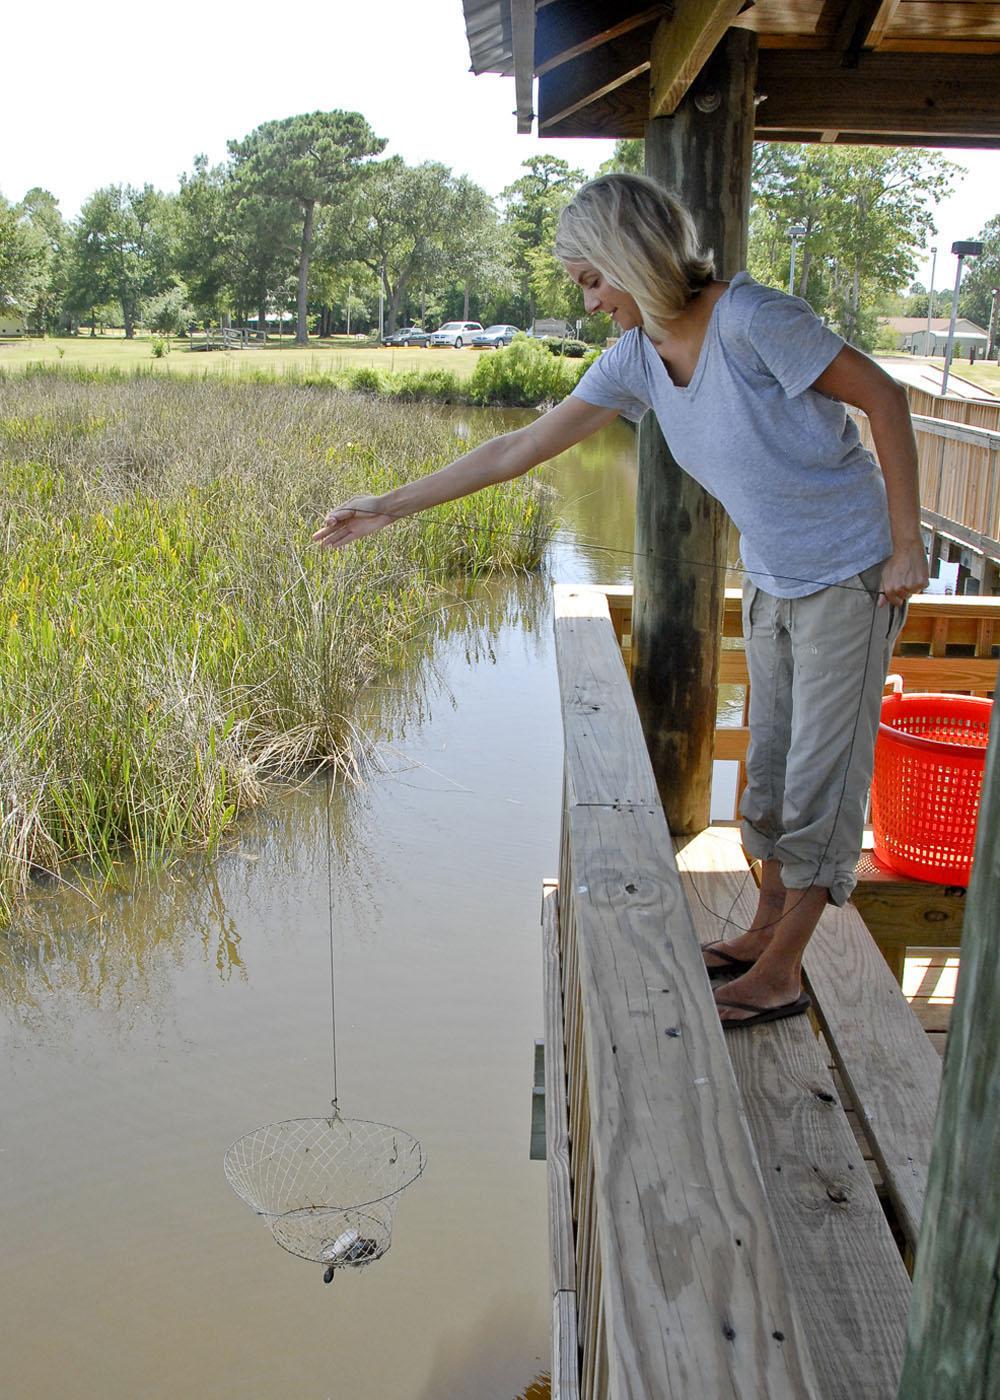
[{"x1": 3, "y1": 0, "x2": 996, "y2": 290}]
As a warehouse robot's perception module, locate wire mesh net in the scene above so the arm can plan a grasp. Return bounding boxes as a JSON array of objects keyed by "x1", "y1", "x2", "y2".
[{"x1": 224, "y1": 1114, "x2": 425, "y2": 1271}]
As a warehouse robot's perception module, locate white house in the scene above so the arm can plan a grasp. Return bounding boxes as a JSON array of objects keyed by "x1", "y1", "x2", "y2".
[
  {"x1": 883, "y1": 315, "x2": 989, "y2": 357},
  {"x1": 0, "y1": 297, "x2": 27, "y2": 336}
]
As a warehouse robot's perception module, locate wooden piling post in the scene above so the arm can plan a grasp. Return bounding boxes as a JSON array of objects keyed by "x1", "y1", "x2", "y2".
[
  {"x1": 896, "y1": 705, "x2": 1000, "y2": 1398},
  {"x1": 632, "y1": 29, "x2": 756, "y2": 834}
]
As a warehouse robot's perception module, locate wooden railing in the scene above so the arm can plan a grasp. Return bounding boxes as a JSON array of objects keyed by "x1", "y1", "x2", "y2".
[
  {"x1": 603, "y1": 589, "x2": 999, "y2": 813},
  {"x1": 547, "y1": 583, "x2": 942, "y2": 1399},
  {"x1": 851, "y1": 410, "x2": 1000, "y2": 580},
  {"x1": 189, "y1": 327, "x2": 251, "y2": 351},
  {"x1": 902, "y1": 385, "x2": 1000, "y2": 434},
  {"x1": 550, "y1": 584, "x2": 822, "y2": 1400}
]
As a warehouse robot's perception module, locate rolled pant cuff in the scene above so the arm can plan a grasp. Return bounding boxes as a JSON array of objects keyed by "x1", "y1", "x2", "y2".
[
  {"x1": 778, "y1": 852, "x2": 856, "y2": 907},
  {"x1": 740, "y1": 818, "x2": 777, "y2": 865}
]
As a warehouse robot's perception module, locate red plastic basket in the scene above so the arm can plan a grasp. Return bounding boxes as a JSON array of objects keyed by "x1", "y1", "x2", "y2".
[{"x1": 870, "y1": 678, "x2": 992, "y2": 886}]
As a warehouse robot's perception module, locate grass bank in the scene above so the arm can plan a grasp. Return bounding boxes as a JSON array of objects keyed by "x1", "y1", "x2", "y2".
[
  {"x1": 0, "y1": 374, "x2": 553, "y2": 923},
  {"x1": 0, "y1": 333, "x2": 599, "y2": 408}
]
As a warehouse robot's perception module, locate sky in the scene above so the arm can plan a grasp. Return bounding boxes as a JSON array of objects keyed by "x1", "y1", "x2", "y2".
[{"x1": 3, "y1": 0, "x2": 996, "y2": 292}]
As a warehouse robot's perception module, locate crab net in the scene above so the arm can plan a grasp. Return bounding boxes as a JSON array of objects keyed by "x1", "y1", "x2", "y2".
[{"x1": 224, "y1": 1114, "x2": 425, "y2": 1273}]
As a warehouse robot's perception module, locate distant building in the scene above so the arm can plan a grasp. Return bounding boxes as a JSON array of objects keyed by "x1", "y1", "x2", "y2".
[
  {"x1": 531, "y1": 317, "x2": 573, "y2": 339},
  {"x1": 882, "y1": 315, "x2": 989, "y2": 357},
  {"x1": 0, "y1": 298, "x2": 27, "y2": 336}
]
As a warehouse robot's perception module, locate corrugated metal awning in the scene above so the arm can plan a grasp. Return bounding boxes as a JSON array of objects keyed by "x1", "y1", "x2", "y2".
[{"x1": 462, "y1": 0, "x2": 514, "y2": 76}]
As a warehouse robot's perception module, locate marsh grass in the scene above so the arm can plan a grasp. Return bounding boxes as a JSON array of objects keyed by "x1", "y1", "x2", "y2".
[{"x1": 0, "y1": 374, "x2": 553, "y2": 923}]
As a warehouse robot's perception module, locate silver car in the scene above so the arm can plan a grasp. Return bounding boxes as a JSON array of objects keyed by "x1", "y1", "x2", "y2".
[
  {"x1": 471, "y1": 324, "x2": 521, "y2": 348},
  {"x1": 429, "y1": 321, "x2": 484, "y2": 349}
]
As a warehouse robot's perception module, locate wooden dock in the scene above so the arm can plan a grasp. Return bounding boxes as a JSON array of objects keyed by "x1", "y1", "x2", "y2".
[{"x1": 540, "y1": 583, "x2": 997, "y2": 1399}]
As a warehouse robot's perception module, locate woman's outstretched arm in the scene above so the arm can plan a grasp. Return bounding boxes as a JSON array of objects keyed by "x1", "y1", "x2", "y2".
[
  {"x1": 811, "y1": 346, "x2": 929, "y2": 607},
  {"x1": 313, "y1": 395, "x2": 618, "y2": 550}
]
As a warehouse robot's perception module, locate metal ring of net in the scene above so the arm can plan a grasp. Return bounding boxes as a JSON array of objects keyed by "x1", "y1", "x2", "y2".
[{"x1": 224, "y1": 1115, "x2": 425, "y2": 1270}]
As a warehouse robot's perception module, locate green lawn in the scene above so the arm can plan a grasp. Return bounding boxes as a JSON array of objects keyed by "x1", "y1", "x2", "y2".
[
  {"x1": 0, "y1": 332, "x2": 482, "y2": 380},
  {"x1": 952, "y1": 359, "x2": 1000, "y2": 395}
]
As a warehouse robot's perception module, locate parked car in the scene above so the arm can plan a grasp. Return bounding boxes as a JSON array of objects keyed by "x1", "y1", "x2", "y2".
[
  {"x1": 471, "y1": 324, "x2": 521, "y2": 348},
  {"x1": 381, "y1": 326, "x2": 430, "y2": 347},
  {"x1": 429, "y1": 321, "x2": 484, "y2": 349}
]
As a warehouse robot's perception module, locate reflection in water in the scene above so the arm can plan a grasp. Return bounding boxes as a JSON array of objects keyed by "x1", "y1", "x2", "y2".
[{"x1": 0, "y1": 413, "x2": 733, "y2": 1399}]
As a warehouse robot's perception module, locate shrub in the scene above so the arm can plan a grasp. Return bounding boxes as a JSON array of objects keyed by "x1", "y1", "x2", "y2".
[
  {"x1": 468, "y1": 335, "x2": 592, "y2": 407},
  {"x1": 150, "y1": 337, "x2": 170, "y2": 359},
  {"x1": 346, "y1": 366, "x2": 383, "y2": 394},
  {"x1": 543, "y1": 337, "x2": 589, "y2": 358}
]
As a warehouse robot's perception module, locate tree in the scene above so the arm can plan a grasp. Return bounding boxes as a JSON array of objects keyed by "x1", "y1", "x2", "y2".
[
  {"x1": 71, "y1": 184, "x2": 174, "y2": 337},
  {"x1": 175, "y1": 157, "x2": 236, "y2": 320},
  {"x1": 959, "y1": 214, "x2": 1000, "y2": 334},
  {"x1": 333, "y1": 159, "x2": 508, "y2": 333},
  {"x1": 748, "y1": 144, "x2": 958, "y2": 348},
  {"x1": 15, "y1": 188, "x2": 67, "y2": 331},
  {"x1": 502, "y1": 156, "x2": 584, "y2": 325},
  {"x1": 0, "y1": 193, "x2": 48, "y2": 323},
  {"x1": 227, "y1": 111, "x2": 385, "y2": 343},
  {"x1": 598, "y1": 139, "x2": 644, "y2": 175}
]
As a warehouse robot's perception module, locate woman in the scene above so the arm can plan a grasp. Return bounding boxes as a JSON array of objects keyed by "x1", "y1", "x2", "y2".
[{"x1": 314, "y1": 173, "x2": 928, "y2": 1028}]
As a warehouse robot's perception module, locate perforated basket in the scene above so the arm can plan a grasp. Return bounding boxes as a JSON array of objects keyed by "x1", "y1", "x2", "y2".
[{"x1": 870, "y1": 679, "x2": 992, "y2": 886}]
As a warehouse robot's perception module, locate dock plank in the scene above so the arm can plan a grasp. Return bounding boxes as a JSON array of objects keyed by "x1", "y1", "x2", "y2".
[
  {"x1": 702, "y1": 827, "x2": 943, "y2": 1254},
  {"x1": 554, "y1": 587, "x2": 820, "y2": 1399},
  {"x1": 676, "y1": 831, "x2": 910, "y2": 1400},
  {"x1": 804, "y1": 905, "x2": 943, "y2": 1253}
]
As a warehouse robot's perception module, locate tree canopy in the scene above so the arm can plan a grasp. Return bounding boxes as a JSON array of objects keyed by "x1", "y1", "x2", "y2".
[
  {"x1": 748, "y1": 144, "x2": 958, "y2": 347},
  {"x1": 227, "y1": 111, "x2": 385, "y2": 343}
]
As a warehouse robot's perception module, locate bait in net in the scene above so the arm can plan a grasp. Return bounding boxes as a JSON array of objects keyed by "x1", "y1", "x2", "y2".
[{"x1": 225, "y1": 1112, "x2": 425, "y2": 1282}]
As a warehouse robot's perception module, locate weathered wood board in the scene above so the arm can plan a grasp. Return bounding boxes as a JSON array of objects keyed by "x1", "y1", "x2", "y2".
[
  {"x1": 675, "y1": 829, "x2": 910, "y2": 1400},
  {"x1": 554, "y1": 585, "x2": 820, "y2": 1399}
]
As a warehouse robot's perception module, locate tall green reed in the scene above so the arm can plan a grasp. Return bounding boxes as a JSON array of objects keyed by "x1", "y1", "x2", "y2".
[{"x1": 0, "y1": 376, "x2": 553, "y2": 923}]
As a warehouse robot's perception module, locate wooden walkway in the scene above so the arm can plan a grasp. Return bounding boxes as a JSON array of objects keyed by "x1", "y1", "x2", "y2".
[{"x1": 541, "y1": 581, "x2": 987, "y2": 1399}]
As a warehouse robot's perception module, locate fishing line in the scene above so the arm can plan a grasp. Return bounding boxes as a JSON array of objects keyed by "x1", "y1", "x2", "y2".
[{"x1": 318, "y1": 504, "x2": 906, "y2": 941}]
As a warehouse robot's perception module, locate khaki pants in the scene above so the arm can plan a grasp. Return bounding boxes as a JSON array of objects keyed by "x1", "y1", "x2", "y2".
[{"x1": 739, "y1": 564, "x2": 906, "y2": 906}]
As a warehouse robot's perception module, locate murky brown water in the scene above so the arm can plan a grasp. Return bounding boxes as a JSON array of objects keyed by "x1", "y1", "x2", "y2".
[{"x1": 0, "y1": 413, "x2": 741, "y2": 1399}]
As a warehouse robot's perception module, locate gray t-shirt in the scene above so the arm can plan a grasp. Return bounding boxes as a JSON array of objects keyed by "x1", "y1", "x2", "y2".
[{"x1": 571, "y1": 271, "x2": 892, "y2": 596}]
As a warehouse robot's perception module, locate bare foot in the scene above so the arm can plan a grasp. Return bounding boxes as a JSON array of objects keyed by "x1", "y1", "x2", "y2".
[{"x1": 713, "y1": 961, "x2": 803, "y2": 1025}]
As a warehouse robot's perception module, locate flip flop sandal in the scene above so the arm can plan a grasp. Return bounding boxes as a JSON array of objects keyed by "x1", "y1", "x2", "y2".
[
  {"x1": 716, "y1": 992, "x2": 812, "y2": 1030},
  {"x1": 702, "y1": 942, "x2": 757, "y2": 979}
]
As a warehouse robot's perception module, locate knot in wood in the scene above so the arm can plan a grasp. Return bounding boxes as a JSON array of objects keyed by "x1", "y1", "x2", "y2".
[{"x1": 826, "y1": 1182, "x2": 850, "y2": 1205}]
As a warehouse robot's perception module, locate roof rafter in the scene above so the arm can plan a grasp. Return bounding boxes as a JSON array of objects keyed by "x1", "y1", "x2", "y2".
[
  {"x1": 649, "y1": 0, "x2": 748, "y2": 117},
  {"x1": 538, "y1": 26, "x2": 659, "y2": 130},
  {"x1": 535, "y1": 1, "x2": 670, "y2": 77}
]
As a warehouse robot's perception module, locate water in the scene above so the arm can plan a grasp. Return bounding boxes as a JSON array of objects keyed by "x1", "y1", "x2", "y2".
[{"x1": 0, "y1": 413, "x2": 739, "y2": 1399}]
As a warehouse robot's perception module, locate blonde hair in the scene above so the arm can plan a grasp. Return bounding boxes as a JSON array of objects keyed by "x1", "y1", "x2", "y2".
[{"x1": 555, "y1": 173, "x2": 714, "y2": 338}]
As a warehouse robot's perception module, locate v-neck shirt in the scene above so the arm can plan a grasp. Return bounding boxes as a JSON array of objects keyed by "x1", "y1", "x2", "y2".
[{"x1": 571, "y1": 271, "x2": 892, "y2": 597}]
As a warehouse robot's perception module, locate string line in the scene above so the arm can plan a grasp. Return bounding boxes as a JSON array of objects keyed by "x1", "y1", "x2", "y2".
[
  {"x1": 319, "y1": 504, "x2": 905, "y2": 938},
  {"x1": 321, "y1": 600, "x2": 339, "y2": 1119}
]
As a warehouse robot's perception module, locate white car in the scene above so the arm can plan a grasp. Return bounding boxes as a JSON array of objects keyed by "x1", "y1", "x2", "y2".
[{"x1": 429, "y1": 321, "x2": 484, "y2": 349}]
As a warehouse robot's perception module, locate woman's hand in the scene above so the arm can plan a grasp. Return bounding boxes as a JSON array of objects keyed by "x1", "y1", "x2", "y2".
[
  {"x1": 879, "y1": 540, "x2": 929, "y2": 607},
  {"x1": 313, "y1": 496, "x2": 395, "y2": 550}
]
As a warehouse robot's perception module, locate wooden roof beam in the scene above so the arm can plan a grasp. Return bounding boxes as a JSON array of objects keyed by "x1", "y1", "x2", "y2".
[
  {"x1": 831, "y1": 0, "x2": 902, "y2": 67},
  {"x1": 535, "y1": 1, "x2": 669, "y2": 78},
  {"x1": 756, "y1": 49, "x2": 1000, "y2": 142},
  {"x1": 649, "y1": 0, "x2": 748, "y2": 117},
  {"x1": 538, "y1": 26, "x2": 659, "y2": 132}
]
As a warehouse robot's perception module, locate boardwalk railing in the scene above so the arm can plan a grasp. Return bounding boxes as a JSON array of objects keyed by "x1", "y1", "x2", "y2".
[
  {"x1": 851, "y1": 409, "x2": 1000, "y2": 587},
  {"x1": 550, "y1": 583, "x2": 822, "y2": 1399},
  {"x1": 189, "y1": 327, "x2": 251, "y2": 351},
  {"x1": 547, "y1": 584, "x2": 946, "y2": 1399}
]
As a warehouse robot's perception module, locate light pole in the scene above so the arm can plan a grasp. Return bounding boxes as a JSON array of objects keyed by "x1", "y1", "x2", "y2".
[
  {"x1": 988, "y1": 287, "x2": 1000, "y2": 362},
  {"x1": 788, "y1": 225, "x2": 806, "y2": 295},
  {"x1": 926, "y1": 245, "x2": 937, "y2": 354},
  {"x1": 941, "y1": 239, "x2": 983, "y2": 397}
]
